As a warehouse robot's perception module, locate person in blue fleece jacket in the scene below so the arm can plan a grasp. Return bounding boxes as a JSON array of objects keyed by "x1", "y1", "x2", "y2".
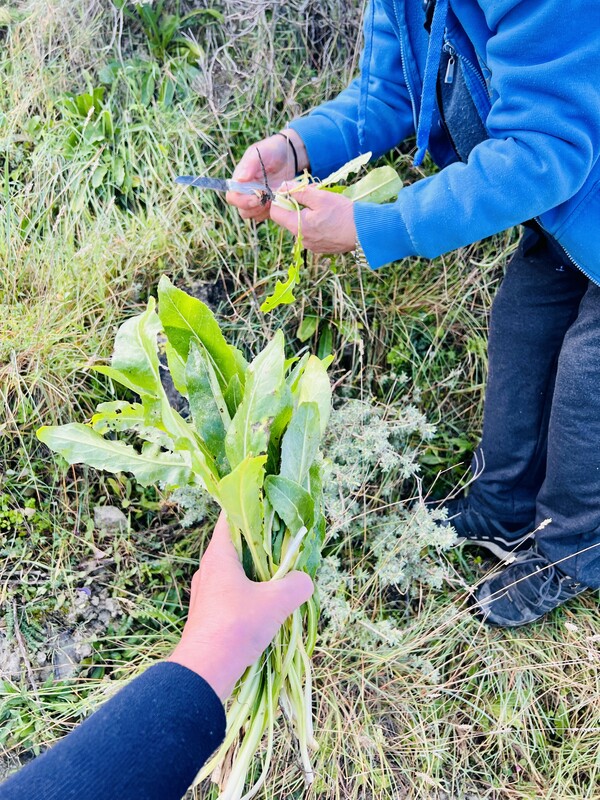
[
  {"x1": 228, "y1": 0, "x2": 600, "y2": 626},
  {"x1": 0, "y1": 514, "x2": 313, "y2": 800}
]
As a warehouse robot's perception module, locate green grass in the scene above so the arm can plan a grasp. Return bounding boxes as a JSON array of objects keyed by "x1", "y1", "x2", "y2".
[{"x1": 1, "y1": 1, "x2": 599, "y2": 798}]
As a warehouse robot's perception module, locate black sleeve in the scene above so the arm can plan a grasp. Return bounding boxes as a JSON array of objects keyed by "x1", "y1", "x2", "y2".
[{"x1": 0, "y1": 662, "x2": 226, "y2": 800}]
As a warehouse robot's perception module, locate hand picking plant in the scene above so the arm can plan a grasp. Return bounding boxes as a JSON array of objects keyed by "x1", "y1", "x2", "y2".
[
  {"x1": 37, "y1": 275, "x2": 332, "y2": 799},
  {"x1": 261, "y1": 153, "x2": 403, "y2": 313}
]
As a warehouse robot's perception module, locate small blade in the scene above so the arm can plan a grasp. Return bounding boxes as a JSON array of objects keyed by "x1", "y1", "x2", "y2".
[{"x1": 175, "y1": 175, "x2": 268, "y2": 195}]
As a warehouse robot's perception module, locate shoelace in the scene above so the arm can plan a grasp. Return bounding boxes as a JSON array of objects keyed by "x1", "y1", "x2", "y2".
[{"x1": 510, "y1": 551, "x2": 579, "y2": 608}]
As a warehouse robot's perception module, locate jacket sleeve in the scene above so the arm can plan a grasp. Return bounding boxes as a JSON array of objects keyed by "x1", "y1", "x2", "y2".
[
  {"x1": 0, "y1": 663, "x2": 226, "y2": 800},
  {"x1": 288, "y1": 0, "x2": 415, "y2": 178},
  {"x1": 355, "y1": 0, "x2": 600, "y2": 268}
]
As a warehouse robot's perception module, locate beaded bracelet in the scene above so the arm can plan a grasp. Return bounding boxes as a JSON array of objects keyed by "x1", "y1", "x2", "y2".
[{"x1": 275, "y1": 131, "x2": 299, "y2": 176}]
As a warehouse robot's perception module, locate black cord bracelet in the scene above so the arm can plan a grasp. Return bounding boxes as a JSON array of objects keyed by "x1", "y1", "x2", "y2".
[{"x1": 275, "y1": 131, "x2": 299, "y2": 176}]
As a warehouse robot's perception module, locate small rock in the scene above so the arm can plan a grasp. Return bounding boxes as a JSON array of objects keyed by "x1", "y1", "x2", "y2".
[{"x1": 93, "y1": 506, "x2": 127, "y2": 533}]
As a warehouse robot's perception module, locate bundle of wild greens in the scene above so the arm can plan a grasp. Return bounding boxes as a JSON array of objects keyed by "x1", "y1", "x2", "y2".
[{"x1": 37, "y1": 275, "x2": 331, "y2": 799}]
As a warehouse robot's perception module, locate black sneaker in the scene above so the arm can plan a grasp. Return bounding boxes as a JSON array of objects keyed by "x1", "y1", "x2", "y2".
[
  {"x1": 430, "y1": 496, "x2": 534, "y2": 561},
  {"x1": 472, "y1": 547, "x2": 587, "y2": 627}
]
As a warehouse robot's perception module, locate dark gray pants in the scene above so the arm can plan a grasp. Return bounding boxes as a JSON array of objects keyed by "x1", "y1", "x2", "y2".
[{"x1": 468, "y1": 228, "x2": 600, "y2": 588}]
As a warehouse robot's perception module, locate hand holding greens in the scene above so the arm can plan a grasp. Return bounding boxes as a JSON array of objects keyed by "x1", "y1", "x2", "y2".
[{"x1": 37, "y1": 275, "x2": 332, "y2": 799}]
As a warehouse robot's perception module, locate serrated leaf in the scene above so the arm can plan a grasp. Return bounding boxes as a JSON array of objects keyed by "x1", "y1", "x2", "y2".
[
  {"x1": 186, "y1": 342, "x2": 228, "y2": 472},
  {"x1": 343, "y1": 166, "x2": 403, "y2": 203},
  {"x1": 37, "y1": 423, "x2": 191, "y2": 488},
  {"x1": 158, "y1": 275, "x2": 246, "y2": 389},
  {"x1": 296, "y1": 356, "x2": 332, "y2": 435},
  {"x1": 279, "y1": 402, "x2": 321, "y2": 485},
  {"x1": 319, "y1": 152, "x2": 372, "y2": 187},
  {"x1": 225, "y1": 331, "x2": 286, "y2": 467},
  {"x1": 260, "y1": 233, "x2": 303, "y2": 314},
  {"x1": 217, "y1": 456, "x2": 269, "y2": 581},
  {"x1": 264, "y1": 475, "x2": 314, "y2": 536}
]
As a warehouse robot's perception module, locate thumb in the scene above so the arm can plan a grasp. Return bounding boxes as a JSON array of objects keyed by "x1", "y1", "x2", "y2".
[
  {"x1": 269, "y1": 571, "x2": 314, "y2": 618},
  {"x1": 279, "y1": 183, "x2": 326, "y2": 209}
]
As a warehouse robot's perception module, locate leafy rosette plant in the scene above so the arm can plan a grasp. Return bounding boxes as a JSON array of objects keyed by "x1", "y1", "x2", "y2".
[{"x1": 37, "y1": 275, "x2": 332, "y2": 799}]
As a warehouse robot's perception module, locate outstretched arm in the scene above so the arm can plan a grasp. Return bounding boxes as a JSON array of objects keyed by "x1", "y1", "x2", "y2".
[{"x1": 0, "y1": 515, "x2": 313, "y2": 800}]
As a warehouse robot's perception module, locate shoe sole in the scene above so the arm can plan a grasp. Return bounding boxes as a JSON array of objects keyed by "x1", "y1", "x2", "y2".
[{"x1": 454, "y1": 532, "x2": 534, "y2": 562}]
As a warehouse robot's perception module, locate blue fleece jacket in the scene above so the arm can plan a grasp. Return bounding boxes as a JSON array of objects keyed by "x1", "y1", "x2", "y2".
[{"x1": 289, "y1": 0, "x2": 600, "y2": 285}]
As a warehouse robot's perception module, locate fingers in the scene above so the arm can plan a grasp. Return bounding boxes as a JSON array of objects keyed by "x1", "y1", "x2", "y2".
[
  {"x1": 270, "y1": 184, "x2": 326, "y2": 235},
  {"x1": 226, "y1": 190, "x2": 271, "y2": 223},
  {"x1": 278, "y1": 184, "x2": 325, "y2": 209},
  {"x1": 269, "y1": 192, "x2": 306, "y2": 236},
  {"x1": 267, "y1": 570, "x2": 314, "y2": 620},
  {"x1": 204, "y1": 511, "x2": 243, "y2": 568},
  {"x1": 271, "y1": 185, "x2": 357, "y2": 254},
  {"x1": 225, "y1": 190, "x2": 262, "y2": 213}
]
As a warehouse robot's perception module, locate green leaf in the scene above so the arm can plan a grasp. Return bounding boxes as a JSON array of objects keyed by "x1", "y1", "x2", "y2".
[
  {"x1": 317, "y1": 324, "x2": 333, "y2": 360},
  {"x1": 159, "y1": 76, "x2": 176, "y2": 108},
  {"x1": 225, "y1": 331, "x2": 286, "y2": 467},
  {"x1": 91, "y1": 401, "x2": 172, "y2": 447},
  {"x1": 279, "y1": 402, "x2": 321, "y2": 485},
  {"x1": 97, "y1": 298, "x2": 163, "y2": 398},
  {"x1": 296, "y1": 461, "x2": 326, "y2": 578},
  {"x1": 223, "y1": 374, "x2": 243, "y2": 417},
  {"x1": 264, "y1": 476, "x2": 314, "y2": 536},
  {"x1": 265, "y1": 385, "x2": 294, "y2": 475},
  {"x1": 91, "y1": 164, "x2": 108, "y2": 189},
  {"x1": 295, "y1": 511, "x2": 325, "y2": 579},
  {"x1": 297, "y1": 356, "x2": 332, "y2": 435},
  {"x1": 319, "y1": 152, "x2": 372, "y2": 187},
  {"x1": 157, "y1": 275, "x2": 246, "y2": 390},
  {"x1": 217, "y1": 456, "x2": 269, "y2": 581},
  {"x1": 297, "y1": 315, "x2": 318, "y2": 343},
  {"x1": 92, "y1": 401, "x2": 147, "y2": 432},
  {"x1": 343, "y1": 166, "x2": 403, "y2": 203},
  {"x1": 113, "y1": 156, "x2": 125, "y2": 188},
  {"x1": 260, "y1": 233, "x2": 304, "y2": 314},
  {"x1": 186, "y1": 342, "x2": 228, "y2": 471},
  {"x1": 287, "y1": 352, "x2": 311, "y2": 395},
  {"x1": 141, "y1": 70, "x2": 156, "y2": 105},
  {"x1": 37, "y1": 423, "x2": 191, "y2": 488},
  {"x1": 164, "y1": 341, "x2": 188, "y2": 397},
  {"x1": 93, "y1": 365, "x2": 157, "y2": 398}
]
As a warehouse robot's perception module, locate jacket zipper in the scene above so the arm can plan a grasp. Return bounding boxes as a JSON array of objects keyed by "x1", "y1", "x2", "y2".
[
  {"x1": 443, "y1": 42, "x2": 490, "y2": 99},
  {"x1": 393, "y1": 0, "x2": 418, "y2": 127},
  {"x1": 533, "y1": 217, "x2": 599, "y2": 287},
  {"x1": 436, "y1": 53, "x2": 462, "y2": 161}
]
